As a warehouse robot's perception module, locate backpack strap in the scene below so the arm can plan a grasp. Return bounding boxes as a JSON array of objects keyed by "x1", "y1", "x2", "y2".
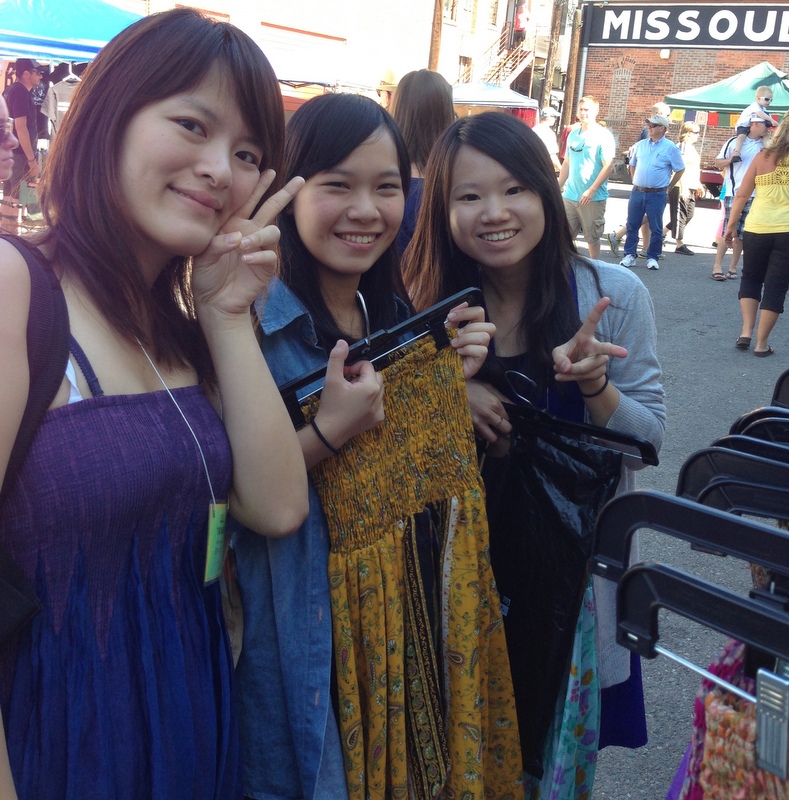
[{"x1": 0, "y1": 235, "x2": 70, "y2": 507}]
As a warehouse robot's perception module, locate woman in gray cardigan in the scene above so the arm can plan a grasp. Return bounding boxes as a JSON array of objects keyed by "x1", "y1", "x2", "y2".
[{"x1": 403, "y1": 111, "x2": 665, "y2": 800}]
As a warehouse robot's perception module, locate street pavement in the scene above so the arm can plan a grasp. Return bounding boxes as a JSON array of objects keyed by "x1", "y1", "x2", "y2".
[{"x1": 577, "y1": 185, "x2": 789, "y2": 799}]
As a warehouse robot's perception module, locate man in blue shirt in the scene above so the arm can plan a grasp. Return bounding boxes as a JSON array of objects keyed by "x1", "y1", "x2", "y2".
[{"x1": 620, "y1": 114, "x2": 685, "y2": 270}]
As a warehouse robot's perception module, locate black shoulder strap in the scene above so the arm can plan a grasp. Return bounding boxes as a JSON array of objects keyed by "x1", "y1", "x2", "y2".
[{"x1": 0, "y1": 236, "x2": 70, "y2": 507}]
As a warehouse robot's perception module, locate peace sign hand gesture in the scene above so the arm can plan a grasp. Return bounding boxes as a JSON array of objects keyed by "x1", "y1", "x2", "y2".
[
  {"x1": 192, "y1": 170, "x2": 304, "y2": 323},
  {"x1": 553, "y1": 297, "x2": 627, "y2": 393}
]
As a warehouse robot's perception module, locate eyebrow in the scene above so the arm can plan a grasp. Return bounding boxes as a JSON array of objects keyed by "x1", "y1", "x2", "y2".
[{"x1": 324, "y1": 166, "x2": 402, "y2": 179}]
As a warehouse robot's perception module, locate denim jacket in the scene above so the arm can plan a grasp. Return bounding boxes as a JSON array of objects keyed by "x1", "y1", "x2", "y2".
[{"x1": 233, "y1": 278, "x2": 408, "y2": 800}]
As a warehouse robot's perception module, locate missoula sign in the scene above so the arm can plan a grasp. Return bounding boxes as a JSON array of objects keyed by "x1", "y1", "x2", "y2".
[{"x1": 582, "y1": 3, "x2": 789, "y2": 50}]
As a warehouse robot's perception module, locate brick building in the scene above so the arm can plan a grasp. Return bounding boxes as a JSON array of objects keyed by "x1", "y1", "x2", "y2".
[{"x1": 570, "y1": 0, "x2": 789, "y2": 171}]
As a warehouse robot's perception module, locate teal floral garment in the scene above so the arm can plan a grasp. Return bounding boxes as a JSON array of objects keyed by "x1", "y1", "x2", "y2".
[{"x1": 524, "y1": 579, "x2": 600, "y2": 800}]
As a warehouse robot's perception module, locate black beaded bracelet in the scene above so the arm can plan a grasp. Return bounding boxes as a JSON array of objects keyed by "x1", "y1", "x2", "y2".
[
  {"x1": 579, "y1": 374, "x2": 609, "y2": 399},
  {"x1": 310, "y1": 417, "x2": 341, "y2": 456}
]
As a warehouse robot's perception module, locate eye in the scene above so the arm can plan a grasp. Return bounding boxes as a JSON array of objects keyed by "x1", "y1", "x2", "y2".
[
  {"x1": 176, "y1": 118, "x2": 206, "y2": 136},
  {"x1": 322, "y1": 181, "x2": 349, "y2": 190},
  {"x1": 378, "y1": 181, "x2": 402, "y2": 193},
  {"x1": 458, "y1": 193, "x2": 479, "y2": 202},
  {"x1": 236, "y1": 150, "x2": 261, "y2": 167},
  {"x1": 505, "y1": 186, "x2": 525, "y2": 196}
]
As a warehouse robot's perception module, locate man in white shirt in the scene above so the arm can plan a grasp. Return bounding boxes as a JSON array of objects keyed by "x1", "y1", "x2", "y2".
[{"x1": 710, "y1": 116, "x2": 772, "y2": 281}]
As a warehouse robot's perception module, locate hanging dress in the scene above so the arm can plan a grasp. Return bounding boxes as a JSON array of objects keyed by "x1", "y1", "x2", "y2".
[
  {"x1": 306, "y1": 333, "x2": 523, "y2": 800},
  {"x1": 0, "y1": 319, "x2": 240, "y2": 798}
]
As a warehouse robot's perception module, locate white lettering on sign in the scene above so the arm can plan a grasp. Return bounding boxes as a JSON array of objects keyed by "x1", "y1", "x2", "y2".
[
  {"x1": 645, "y1": 10, "x2": 671, "y2": 40},
  {"x1": 676, "y1": 10, "x2": 700, "y2": 41}
]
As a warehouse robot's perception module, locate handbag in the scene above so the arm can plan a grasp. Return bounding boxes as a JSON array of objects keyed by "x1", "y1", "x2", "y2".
[{"x1": 0, "y1": 235, "x2": 70, "y2": 643}]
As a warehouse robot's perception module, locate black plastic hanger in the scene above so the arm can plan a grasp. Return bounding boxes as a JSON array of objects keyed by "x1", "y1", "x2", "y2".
[
  {"x1": 278, "y1": 288, "x2": 481, "y2": 428},
  {"x1": 739, "y1": 417, "x2": 789, "y2": 445},
  {"x1": 730, "y1": 406, "x2": 789, "y2": 436},
  {"x1": 772, "y1": 368, "x2": 789, "y2": 408},
  {"x1": 676, "y1": 446, "x2": 789, "y2": 500},
  {"x1": 617, "y1": 561, "x2": 789, "y2": 663},
  {"x1": 712, "y1": 434, "x2": 789, "y2": 466},
  {"x1": 695, "y1": 478, "x2": 789, "y2": 523},
  {"x1": 503, "y1": 371, "x2": 659, "y2": 465},
  {"x1": 592, "y1": 489, "x2": 789, "y2": 583}
]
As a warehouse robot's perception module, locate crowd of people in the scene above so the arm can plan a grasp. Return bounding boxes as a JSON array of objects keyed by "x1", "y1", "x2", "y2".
[{"x1": 0, "y1": 7, "x2": 784, "y2": 799}]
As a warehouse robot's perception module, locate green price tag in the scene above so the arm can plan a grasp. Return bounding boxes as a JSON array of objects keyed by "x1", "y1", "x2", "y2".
[{"x1": 204, "y1": 502, "x2": 228, "y2": 585}]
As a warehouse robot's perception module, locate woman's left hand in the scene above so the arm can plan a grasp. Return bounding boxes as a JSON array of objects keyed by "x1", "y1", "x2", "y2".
[
  {"x1": 192, "y1": 170, "x2": 305, "y2": 320},
  {"x1": 553, "y1": 297, "x2": 627, "y2": 387},
  {"x1": 446, "y1": 302, "x2": 495, "y2": 380}
]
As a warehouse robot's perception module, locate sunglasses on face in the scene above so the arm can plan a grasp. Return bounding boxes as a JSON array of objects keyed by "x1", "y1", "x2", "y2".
[
  {"x1": 759, "y1": 97, "x2": 773, "y2": 102},
  {"x1": 646, "y1": 123, "x2": 664, "y2": 128}
]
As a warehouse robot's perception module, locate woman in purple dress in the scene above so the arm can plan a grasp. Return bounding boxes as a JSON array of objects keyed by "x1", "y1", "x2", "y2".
[{"x1": 0, "y1": 9, "x2": 308, "y2": 798}]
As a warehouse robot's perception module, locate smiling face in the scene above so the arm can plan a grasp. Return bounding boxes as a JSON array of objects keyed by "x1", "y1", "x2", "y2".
[
  {"x1": 448, "y1": 144, "x2": 545, "y2": 278},
  {"x1": 117, "y1": 65, "x2": 263, "y2": 271},
  {"x1": 292, "y1": 128, "x2": 404, "y2": 293}
]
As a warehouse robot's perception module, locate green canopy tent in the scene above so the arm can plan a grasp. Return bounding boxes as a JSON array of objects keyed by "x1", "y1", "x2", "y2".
[{"x1": 664, "y1": 61, "x2": 789, "y2": 116}]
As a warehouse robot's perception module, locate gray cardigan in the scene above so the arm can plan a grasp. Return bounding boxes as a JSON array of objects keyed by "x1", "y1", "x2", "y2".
[{"x1": 574, "y1": 258, "x2": 666, "y2": 686}]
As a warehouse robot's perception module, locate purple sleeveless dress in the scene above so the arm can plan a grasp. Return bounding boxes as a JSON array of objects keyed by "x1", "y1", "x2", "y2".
[{"x1": 0, "y1": 337, "x2": 241, "y2": 799}]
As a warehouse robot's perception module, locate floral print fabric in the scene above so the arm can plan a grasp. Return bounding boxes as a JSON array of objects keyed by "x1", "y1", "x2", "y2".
[
  {"x1": 524, "y1": 580, "x2": 600, "y2": 800},
  {"x1": 308, "y1": 335, "x2": 522, "y2": 800}
]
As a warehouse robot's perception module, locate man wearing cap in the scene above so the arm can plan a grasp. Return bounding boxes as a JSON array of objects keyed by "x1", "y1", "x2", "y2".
[
  {"x1": 1, "y1": 57, "x2": 42, "y2": 233},
  {"x1": 710, "y1": 114, "x2": 772, "y2": 281},
  {"x1": 619, "y1": 113, "x2": 684, "y2": 270},
  {"x1": 533, "y1": 106, "x2": 561, "y2": 173},
  {"x1": 559, "y1": 95, "x2": 616, "y2": 259}
]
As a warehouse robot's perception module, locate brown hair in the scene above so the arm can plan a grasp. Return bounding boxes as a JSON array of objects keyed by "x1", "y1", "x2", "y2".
[
  {"x1": 402, "y1": 112, "x2": 597, "y2": 370},
  {"x1": 37, "y1": 8, "x2": 285, "y2": 370},
  {"x1": 389, "y1": 69, "x2": 454, "y2": 174},
  {"x1": 765, "y1": 114, "x2": 789, "y2": 164}
]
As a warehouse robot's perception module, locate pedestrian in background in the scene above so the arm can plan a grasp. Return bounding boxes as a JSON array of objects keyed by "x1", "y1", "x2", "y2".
[
  {"x1": 389, "y1": 68, "x2": 454, "y2": 253},
  {"x1": 533, "y1": 106, "x2": 562, "y2": 174},
  {"x1": 712, "y1": 115, "x2": 771, "y2": 280},
  {"x1": 727, "y1": 115, "x2": 789, "y2": 357},
  {"x1": 669, "y1": 122, "x2": 704, "y2": 256},
  {"x1": 559, "y1": 95, "x2": 615, "y2": 259},
  {"x1": 619, "y1": 113, "x2": 684, "y2": 271}
]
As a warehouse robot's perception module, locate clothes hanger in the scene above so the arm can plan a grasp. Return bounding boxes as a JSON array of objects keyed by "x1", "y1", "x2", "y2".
[
  {"x1": 676, "y1": 446, "x2": 789, "y2": 500},
  {"x1": 65, "y1": 62, "x2": 80, "y2": 82},
  {"x1": 739, "y1": 417, "x2": 789, "y2": 445},
  {"x1": 695, "y1": 478, "x2": 789, "y2": 524},
  {"x1": 502, "y1": 370, "x2": 659, "y2": 465},
  {"x1": 711, "y1": 434, "x2": 789, "y2": 466},
  {"x1": 617, "y1": 561, "x2": 789, "y2": 779},
  {"x1": 591, "y1": 489, "x2": 789, "y2": 583},
  {"x1": 278, "y1": 287, "x2": 481, "y2": 428},
  {"x1": 730, "y1": 406, "x2": 789, "y2": 436},
  {"x1": 772, "y1": 368, "x2": 789, "y2": 408}
]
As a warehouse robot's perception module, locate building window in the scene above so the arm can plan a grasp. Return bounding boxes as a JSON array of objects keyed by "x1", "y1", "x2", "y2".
[
  {"x1": 458, "y1": 55, "x2": 472, "y2": 82},
  {"x1": 444, "y1": 0, "x2": 458, "y2": 22},
  {"x1": 489, "y1": 0, "x2": 499, "y2": 26}
]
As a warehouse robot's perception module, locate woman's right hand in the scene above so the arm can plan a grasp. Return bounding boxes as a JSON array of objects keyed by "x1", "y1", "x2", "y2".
[
  {"x1": 466, "y1": 378, "x2": 512, "y2": 448},
  {"x1": 314, "y1": 340, "x2": 385, "y2": 449}
]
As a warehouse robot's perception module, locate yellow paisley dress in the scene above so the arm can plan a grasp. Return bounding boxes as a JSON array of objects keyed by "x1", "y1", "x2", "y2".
[{"x1": 307, "y1": 334, "x2": 523, "y2": 800}]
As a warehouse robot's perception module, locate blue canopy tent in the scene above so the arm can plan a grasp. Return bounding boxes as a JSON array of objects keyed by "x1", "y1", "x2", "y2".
[{"x1": 0, "y1": 0, "x2": 141, "y2": 62}]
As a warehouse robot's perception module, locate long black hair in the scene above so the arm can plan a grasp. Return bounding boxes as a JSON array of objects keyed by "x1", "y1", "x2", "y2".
[
  {"x1": 403, "y1": 111, "x2": 601, "y2": 369},
  {"x1": 278, "y1": 93, "x2": 412, "y2": 349}
]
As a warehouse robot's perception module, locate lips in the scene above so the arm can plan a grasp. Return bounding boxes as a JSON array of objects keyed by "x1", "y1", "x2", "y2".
[{"x1": 171, "y1": 186, "x2": 222, "y2": 212}]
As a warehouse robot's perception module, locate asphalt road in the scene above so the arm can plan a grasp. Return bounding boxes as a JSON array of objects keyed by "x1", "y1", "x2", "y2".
[{"x1": 578, "y1": 185, "x2": 789, "y2": 800}]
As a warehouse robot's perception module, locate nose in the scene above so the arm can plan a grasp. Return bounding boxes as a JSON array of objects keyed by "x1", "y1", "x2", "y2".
[
  {"x1": 481, "y1": 195, "x2": 509, "y2": 224},
  {"x1": 346, "y1": 190, "x2": 380, "y2": 222},
  {"x1": 199, "y1": 143, "x2": 233, "y2": 190}
]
